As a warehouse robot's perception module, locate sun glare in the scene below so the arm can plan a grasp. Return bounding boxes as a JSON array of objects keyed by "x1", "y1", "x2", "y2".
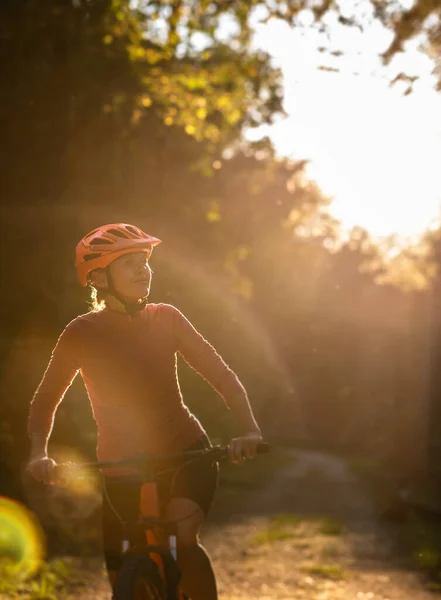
[
  {"x1": 288, "y1": 69, "x2": 441, "y2": 239},
  {"x1": 251, "y1": 11, "x2": 441, "y2": 242}
]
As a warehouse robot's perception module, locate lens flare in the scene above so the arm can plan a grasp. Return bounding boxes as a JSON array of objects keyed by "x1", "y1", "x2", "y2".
[
  {"x1": 0, "y1": 497, "x2": 45, "y2": 577},
  {"x1": 162, "y1": 245, "x2": 294, "y2": 386},
  {"x1": 52, "y1": 447, "x2": 101, "y2": 500}
]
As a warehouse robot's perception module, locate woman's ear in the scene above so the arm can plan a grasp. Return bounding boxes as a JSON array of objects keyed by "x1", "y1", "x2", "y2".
[{"x1": 90, "y1": 269, "x2": 108, "y2": 288}]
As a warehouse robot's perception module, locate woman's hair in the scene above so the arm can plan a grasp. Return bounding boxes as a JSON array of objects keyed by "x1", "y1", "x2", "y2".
[{"x1": 88, "y1": 284, "x2": 108, "y2": 312}]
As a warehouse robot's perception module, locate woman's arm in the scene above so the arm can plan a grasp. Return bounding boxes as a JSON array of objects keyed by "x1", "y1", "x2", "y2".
[
  {"x1": 169, "y1": 305, "x2": 262, "y2": 460},
  {"x1": 224, "y1": 393, "x2": 261, "y2": 435},
  {"x1": 27, "y1": 322, "x2": 80, "y2": 482}
]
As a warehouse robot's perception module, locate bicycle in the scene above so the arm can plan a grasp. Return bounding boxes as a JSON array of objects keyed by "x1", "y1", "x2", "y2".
[{"x1": 55, "y1": 442, "x2": 269, "y2": 600}]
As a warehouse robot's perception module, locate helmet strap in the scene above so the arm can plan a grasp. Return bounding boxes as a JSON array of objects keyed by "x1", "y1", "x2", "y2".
[{"x1": 105, "y1": 267, "x2": 148, "y2": 316}]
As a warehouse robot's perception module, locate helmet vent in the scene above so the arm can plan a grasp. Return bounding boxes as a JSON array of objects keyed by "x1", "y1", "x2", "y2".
[
  {"x1": 108, "y1": 228, "x2": 130, "y2": 238},
  {"x1": 84, "y1": 253, "x2": 102, "y2": 261},
  {"x1": 125, "y1": 226, "x2": 139, "y2": 236},
  {"x1": 92, "y1": 237, "x2": 112, "y2": 245}
]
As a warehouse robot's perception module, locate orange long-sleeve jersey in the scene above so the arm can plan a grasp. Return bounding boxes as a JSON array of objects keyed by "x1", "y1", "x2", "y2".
[{"x1": 28, "y1": 303, "x2": 247, "y2": 461}]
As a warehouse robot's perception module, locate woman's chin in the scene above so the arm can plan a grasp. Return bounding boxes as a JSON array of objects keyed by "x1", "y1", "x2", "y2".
[{"x1": 129, "y1": 284, "x2": 150, "y2": 299}]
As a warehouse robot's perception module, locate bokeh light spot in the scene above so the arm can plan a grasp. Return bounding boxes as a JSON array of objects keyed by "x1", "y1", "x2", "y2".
[{"x1": 0, "y1": 497, "x2": 45, "y2": 578}]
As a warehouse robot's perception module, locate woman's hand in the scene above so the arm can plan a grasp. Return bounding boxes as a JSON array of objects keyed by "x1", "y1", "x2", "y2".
[
  {"x1": 228, "y1": 431, "x2": 263, "y2": 464},
  {"x1": 26, "y1": 455, "x2": 57, "y2": 485}
]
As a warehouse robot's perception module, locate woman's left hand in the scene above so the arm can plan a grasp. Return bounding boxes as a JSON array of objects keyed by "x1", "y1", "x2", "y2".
[{"x1": 228, "y1": 431, "x2": 263, "y2": 463}]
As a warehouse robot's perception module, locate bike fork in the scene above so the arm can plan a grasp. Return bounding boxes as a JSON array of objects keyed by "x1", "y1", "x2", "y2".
[{"x1": 168, "y1": 533, "x2": 177, "y2": 561}]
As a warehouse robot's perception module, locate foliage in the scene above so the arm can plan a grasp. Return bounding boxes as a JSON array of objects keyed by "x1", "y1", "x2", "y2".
[
  {"x1": 297, "y1": 0, "x2": 441, "y2": 92},
  {"x1": 0, "y1": 0, "x2": 440, "y2": 557},
  {"x1": 252, "y1": 512, "x2": 344, "y2": 544},
  {"x1": 0, "y1": 558, "x2": 71, "y2": 600},
  {"x1": 301, "y1": 562, "x2": 348, "y2": 580}
]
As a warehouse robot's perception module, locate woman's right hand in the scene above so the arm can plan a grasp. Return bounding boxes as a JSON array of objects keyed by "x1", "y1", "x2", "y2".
[{"x1": 26, "y1": 455, "x2": 57, "y2": 485}]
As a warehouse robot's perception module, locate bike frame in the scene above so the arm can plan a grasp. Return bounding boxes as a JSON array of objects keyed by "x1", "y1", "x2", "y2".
[
  {"x1": 89, "y1": 447, "x2": 229, "y2": 599},
  {"x1": 58, "y1": 444, "x2": 268, "y2": 599},
  {"x1": 105, "y1": 455, "x2": 213, "y2": 600},
  {"x1": 130, "y1": 477, "x2": 184, "y2": 600}
]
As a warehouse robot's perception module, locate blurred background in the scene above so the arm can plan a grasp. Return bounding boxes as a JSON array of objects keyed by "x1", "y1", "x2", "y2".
[{"x1": 1, "y1": 0, "x2": 441, "y2": 589}]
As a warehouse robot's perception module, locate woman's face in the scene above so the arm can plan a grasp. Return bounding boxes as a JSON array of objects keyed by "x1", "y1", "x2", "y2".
[{"x1": 108, "y1": 251, "x2": 152, "y2": 301}]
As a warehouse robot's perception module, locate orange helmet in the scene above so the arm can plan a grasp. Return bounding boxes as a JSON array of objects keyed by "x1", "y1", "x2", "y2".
[{"x1": 75, "y1": 223, "x2": 161, "y2": 286}]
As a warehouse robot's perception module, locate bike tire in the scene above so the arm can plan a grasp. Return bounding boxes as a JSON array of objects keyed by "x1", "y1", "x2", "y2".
[{"x1": 112, "y1": 554, "x2": 167, "y2": 600}]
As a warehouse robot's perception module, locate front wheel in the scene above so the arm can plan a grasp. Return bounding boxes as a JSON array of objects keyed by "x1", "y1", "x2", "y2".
[{"x1": 113, "y1": 555, "x2": 167, "y2": 600}]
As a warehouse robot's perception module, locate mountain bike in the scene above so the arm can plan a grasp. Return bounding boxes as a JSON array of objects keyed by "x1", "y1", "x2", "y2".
[{"x1": 55, "y1": 442, "x2": 269, "y2": 599}]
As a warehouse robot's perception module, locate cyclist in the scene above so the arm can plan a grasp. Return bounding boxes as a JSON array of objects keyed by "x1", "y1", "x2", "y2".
[{"x1": 26, "y1": 223, "x2": 263, "y2": 600}]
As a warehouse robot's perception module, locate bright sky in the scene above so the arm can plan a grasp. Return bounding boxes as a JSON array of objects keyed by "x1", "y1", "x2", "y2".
[{"x1": 247, "y1": 9, "x2": 441, "y2": 242}]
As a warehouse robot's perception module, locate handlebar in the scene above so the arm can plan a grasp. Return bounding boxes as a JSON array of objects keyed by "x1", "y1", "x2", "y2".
[{"x1": 54, "y1": 442, "x2": 270, "y2": 477}]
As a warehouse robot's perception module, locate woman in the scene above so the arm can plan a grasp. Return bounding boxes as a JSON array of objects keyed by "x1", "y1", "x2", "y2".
[{"x1": 26, "y1": 223, "x2": 263, "y2": 600}]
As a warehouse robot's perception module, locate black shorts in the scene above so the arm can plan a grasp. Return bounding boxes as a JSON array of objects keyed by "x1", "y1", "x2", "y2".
[{"x1": 101, "y1": 434, "x2": 218, "y2": 571}]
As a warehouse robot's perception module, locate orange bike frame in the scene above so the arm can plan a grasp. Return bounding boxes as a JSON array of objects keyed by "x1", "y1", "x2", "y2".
[{"x1": 139, "y1": 481, "x2": 185, "y2": 600}]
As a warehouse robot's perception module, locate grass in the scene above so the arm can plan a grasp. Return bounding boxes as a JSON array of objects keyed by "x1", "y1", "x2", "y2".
[
  {"x1": 0, "y1": 558, "x2": 72, "y2": 600},
  {"x1": 301, "y1": 563, "x2": 348, "y2": 580},
  {"x1": 318, "y1": 516, "x2": 344, "y2": 536},
  {"x1": 270, "y1": 513, "x2": 304, "y2": 527},
  {"x1": 251, "y1": 512, "x2": 345, "y2": 546},
  {"x1": 348, "y1": 455, "x2": 441, "y2": 584},
  {"x1": 270, "y1": 512, "x2": 344, "y2": 534},
  {"x1": 251, "y1": 512, "x2": 301, "y2": 545},
  {"x1": 252, "y1": 529, "x2": 297, "y2": 544},
  {"x1": 415, "y1": 547, "x2": 441, "y2": 571},
  {"x1": 396, "y1": 511, "x2": 441, "y2": 580}
]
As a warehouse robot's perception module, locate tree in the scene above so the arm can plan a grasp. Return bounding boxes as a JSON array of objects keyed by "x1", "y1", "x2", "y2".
[
  {"x1": 295, "y1": 0, "x2": 441, "y2": 92},
  {"x1": 1, "y1": 0, "x2": 434, "y2": 519}
]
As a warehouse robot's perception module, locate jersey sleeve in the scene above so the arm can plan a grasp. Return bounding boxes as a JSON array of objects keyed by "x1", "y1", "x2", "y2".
[
  {"x1": 167, "y1": 304, "x2": 248, "y2": 407},
  {"x1": 27, "y1": 320, "x2": 81, "y2": 439}
]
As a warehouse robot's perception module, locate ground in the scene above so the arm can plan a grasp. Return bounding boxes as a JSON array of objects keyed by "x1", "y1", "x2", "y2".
[
  {"x1": 6, "y1": 448, "x2": 441, "y2": 599},
  {"x1": 202, "y1": 449, "x2": 439, "y2": 600}
]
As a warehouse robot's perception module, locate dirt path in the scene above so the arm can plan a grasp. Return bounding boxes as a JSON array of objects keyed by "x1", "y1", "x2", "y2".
[
  {"x1": 202, "y1": 449, "x2": 438, "y2": 600},
  {"x1": 71, "y1": 449, "x2": 439, "y2": 599}
]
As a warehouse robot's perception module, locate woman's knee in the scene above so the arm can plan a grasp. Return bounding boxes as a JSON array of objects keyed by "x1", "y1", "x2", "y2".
[
  {"x1": 175, "y1": 512, "x2": 203, "y2": 545},
  {"x1": 165, "y1": 498, "x2": 204, "y2": 545},
  {"x1": 176, "y1": 514, "x2": 203, "y2": 545}
]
